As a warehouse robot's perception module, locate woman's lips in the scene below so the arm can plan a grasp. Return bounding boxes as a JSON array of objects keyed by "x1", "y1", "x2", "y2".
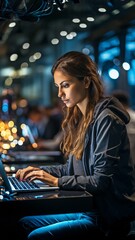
[{"x1": 63, "y1": 99, "x2": 69, "y2": 104}]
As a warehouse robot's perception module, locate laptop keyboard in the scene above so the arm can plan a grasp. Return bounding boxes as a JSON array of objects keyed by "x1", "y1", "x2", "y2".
[{"x1": 8, "y1": 176, "x2": 40, "y2": 190}]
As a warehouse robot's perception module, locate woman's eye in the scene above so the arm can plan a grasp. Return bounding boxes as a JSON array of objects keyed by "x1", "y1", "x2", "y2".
[{"x1": 62, "y1": 83, "x2": 69, "y2": 88}]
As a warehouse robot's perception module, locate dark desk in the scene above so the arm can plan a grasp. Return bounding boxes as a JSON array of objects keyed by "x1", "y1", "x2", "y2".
[
  {"x1": 0, "y1": 189, "x2": 93, "y2": 239},
  {"x1": 0, "y1": 190, "x2": 93, "y2": 218}
]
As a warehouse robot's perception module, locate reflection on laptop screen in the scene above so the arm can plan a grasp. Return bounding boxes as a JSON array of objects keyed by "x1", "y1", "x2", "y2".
[{"x1": 21, "y1": 124, "x2": 38, "y2": 149}]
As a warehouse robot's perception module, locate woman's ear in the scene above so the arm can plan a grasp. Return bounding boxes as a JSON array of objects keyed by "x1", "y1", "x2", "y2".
[{"x1": 84, "y1": 77, "x2": 91, "y2": 88}]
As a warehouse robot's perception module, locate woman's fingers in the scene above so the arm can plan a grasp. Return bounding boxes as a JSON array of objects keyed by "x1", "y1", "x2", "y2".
[{"x1": 15, "y1": 166, "x2": 39, "y2": 180}]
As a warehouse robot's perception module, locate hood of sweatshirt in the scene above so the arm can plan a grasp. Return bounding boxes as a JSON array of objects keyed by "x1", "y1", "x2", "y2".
[{"x1": 93, "y1": 96, "x2": 130, "y2": 125}]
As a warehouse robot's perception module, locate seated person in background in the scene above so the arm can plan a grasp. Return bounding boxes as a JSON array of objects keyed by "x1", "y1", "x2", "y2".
[
  {"x1": 23, "y1": 105, "x2": 62, "y2": 142},
  {"x1": 37, "y1": 100, "x2": 64, "y2": 151},
  {"x1": 16, "y1": 51, "x2": 135, "y2": 240},
  {"x1": 37, "y1": 130, "x2": 63, "y2": 151},
  {"x1": 38, "y1": 105, "x2": 63, "y2": 140},
  {"x1": 112, "y1": 90, "x2": 135, "y2": 167},
  {"x1": 17, "y1": 105, "x2": 44, "y2": 150},
  {"x1": 48, "y1": 98, "x2": 64, "y2": 127},
  {"x1": 23, "y1": 105, "x2": 43, "y2": 140}
]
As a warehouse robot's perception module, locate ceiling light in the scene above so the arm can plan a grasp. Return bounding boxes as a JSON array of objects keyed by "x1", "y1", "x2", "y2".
[
  {"x1": 66, "y1": 34, "x2": 73, "y2": 39},
  {"x1": 9, "y1": 22, "x2": 16, "y2": 28},
  {"x1": 22, "y1": 43, "x2": 30, "y2": 49},
  {"x1": 51, "y1": 38, "x2": 59, "y2": 45},
  {"x1": 10, "y1": 54, "x2": 18, "y2": 61},
  {"x1": 60, "y1": 31, "x2": 67, "y2": 36},
  {"x1": 98, "y1": 8, "x2": 106, "y2": 12},
  {"x1": 79, "y1": 23, "x2": 87, "y2": 28},
  {"x1": 87, "y1": 17, "x2": 94, "y2": 22},
  {"x1": 72, "y1": 18, "x2": 80, "y2": 23}
]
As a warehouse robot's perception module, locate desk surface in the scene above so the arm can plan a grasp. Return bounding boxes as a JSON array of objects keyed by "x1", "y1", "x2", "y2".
[
  {"x1": 0, "y1": 190, "x2": 93, "y2": 218},
  {"x1": 2, "y1": 150, "x2": 64, "y2": 173},
  {"x1": 3, "y1": 150, "x2": 64, "y2": 163},
  {"x1": 0, "y1": 155, "x2": 93, "y2": 218}
]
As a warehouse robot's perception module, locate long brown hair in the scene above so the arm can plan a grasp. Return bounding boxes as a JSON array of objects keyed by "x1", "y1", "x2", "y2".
[{"x1": 51, "y1": 51, "x2": 104, "y2": 159}]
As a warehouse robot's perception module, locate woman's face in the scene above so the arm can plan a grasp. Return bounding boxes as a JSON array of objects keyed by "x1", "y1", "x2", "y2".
[{"x1": 54, "y1": 70, "x2": 89, "y2": 112}]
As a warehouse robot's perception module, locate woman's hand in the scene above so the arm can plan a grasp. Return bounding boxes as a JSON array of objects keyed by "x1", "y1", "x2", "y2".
[{"x1": 15, "y1": 166, "x2": 58, "y2": 187}]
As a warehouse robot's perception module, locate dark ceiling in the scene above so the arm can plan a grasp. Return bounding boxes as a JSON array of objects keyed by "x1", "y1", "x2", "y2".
[{"x1": 0, "y1": 0, "x2": 135, "y2": 71}]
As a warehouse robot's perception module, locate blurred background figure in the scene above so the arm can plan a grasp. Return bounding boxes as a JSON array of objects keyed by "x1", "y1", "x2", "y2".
[
  {"x1": 22, "y1": 100, "x2": 63, "y2": 148},
  {"x1": 37, "y1": 130, "x2": 63, "y2": 151},
  {"x1": 23, "y1": 105, "x2": 43, "y2": 140},
  {"x1": 38, "y1": 102, "x2": 63, "y2": 140},
  {"x1": 112, "y1": 90, "x2": 135, "y2": 167},
  {"x1": 0, "y1": 89, "x2": 64, "y2": 152},
  {"x1": 37, "y1": 99, "x2": 64, "y2": 151},
  {"x1": 47, "y1": 99, "x2": 64, "y2": 128}
]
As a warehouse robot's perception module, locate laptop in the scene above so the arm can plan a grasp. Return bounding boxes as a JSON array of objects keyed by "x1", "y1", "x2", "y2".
[
  {"x1": 21, "y1": 123, "x2": 38, "y2": 149},
  {"x1": 0, "y1": 157, "x2": 59, "y2": 193}
]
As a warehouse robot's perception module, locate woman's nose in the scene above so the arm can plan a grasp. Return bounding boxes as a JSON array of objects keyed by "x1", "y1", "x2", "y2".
[{"x1": 58, "y1": 88, "x2": 63, "y2": 98}]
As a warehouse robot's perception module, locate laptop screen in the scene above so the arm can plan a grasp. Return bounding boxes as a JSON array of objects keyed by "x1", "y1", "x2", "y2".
[{"x1": 21, "y1": 124, "x2": 38, "y2": 149}]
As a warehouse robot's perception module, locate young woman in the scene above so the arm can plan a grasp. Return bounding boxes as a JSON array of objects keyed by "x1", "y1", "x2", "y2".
[{"x1": 16, "y1": 51, "x2": 135, "y2": 240}]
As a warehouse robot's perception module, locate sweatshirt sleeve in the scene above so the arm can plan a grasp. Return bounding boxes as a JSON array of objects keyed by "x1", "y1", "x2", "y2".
[{"x1": 40, "y1": 159, "x2": 69, "y2": 177}]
